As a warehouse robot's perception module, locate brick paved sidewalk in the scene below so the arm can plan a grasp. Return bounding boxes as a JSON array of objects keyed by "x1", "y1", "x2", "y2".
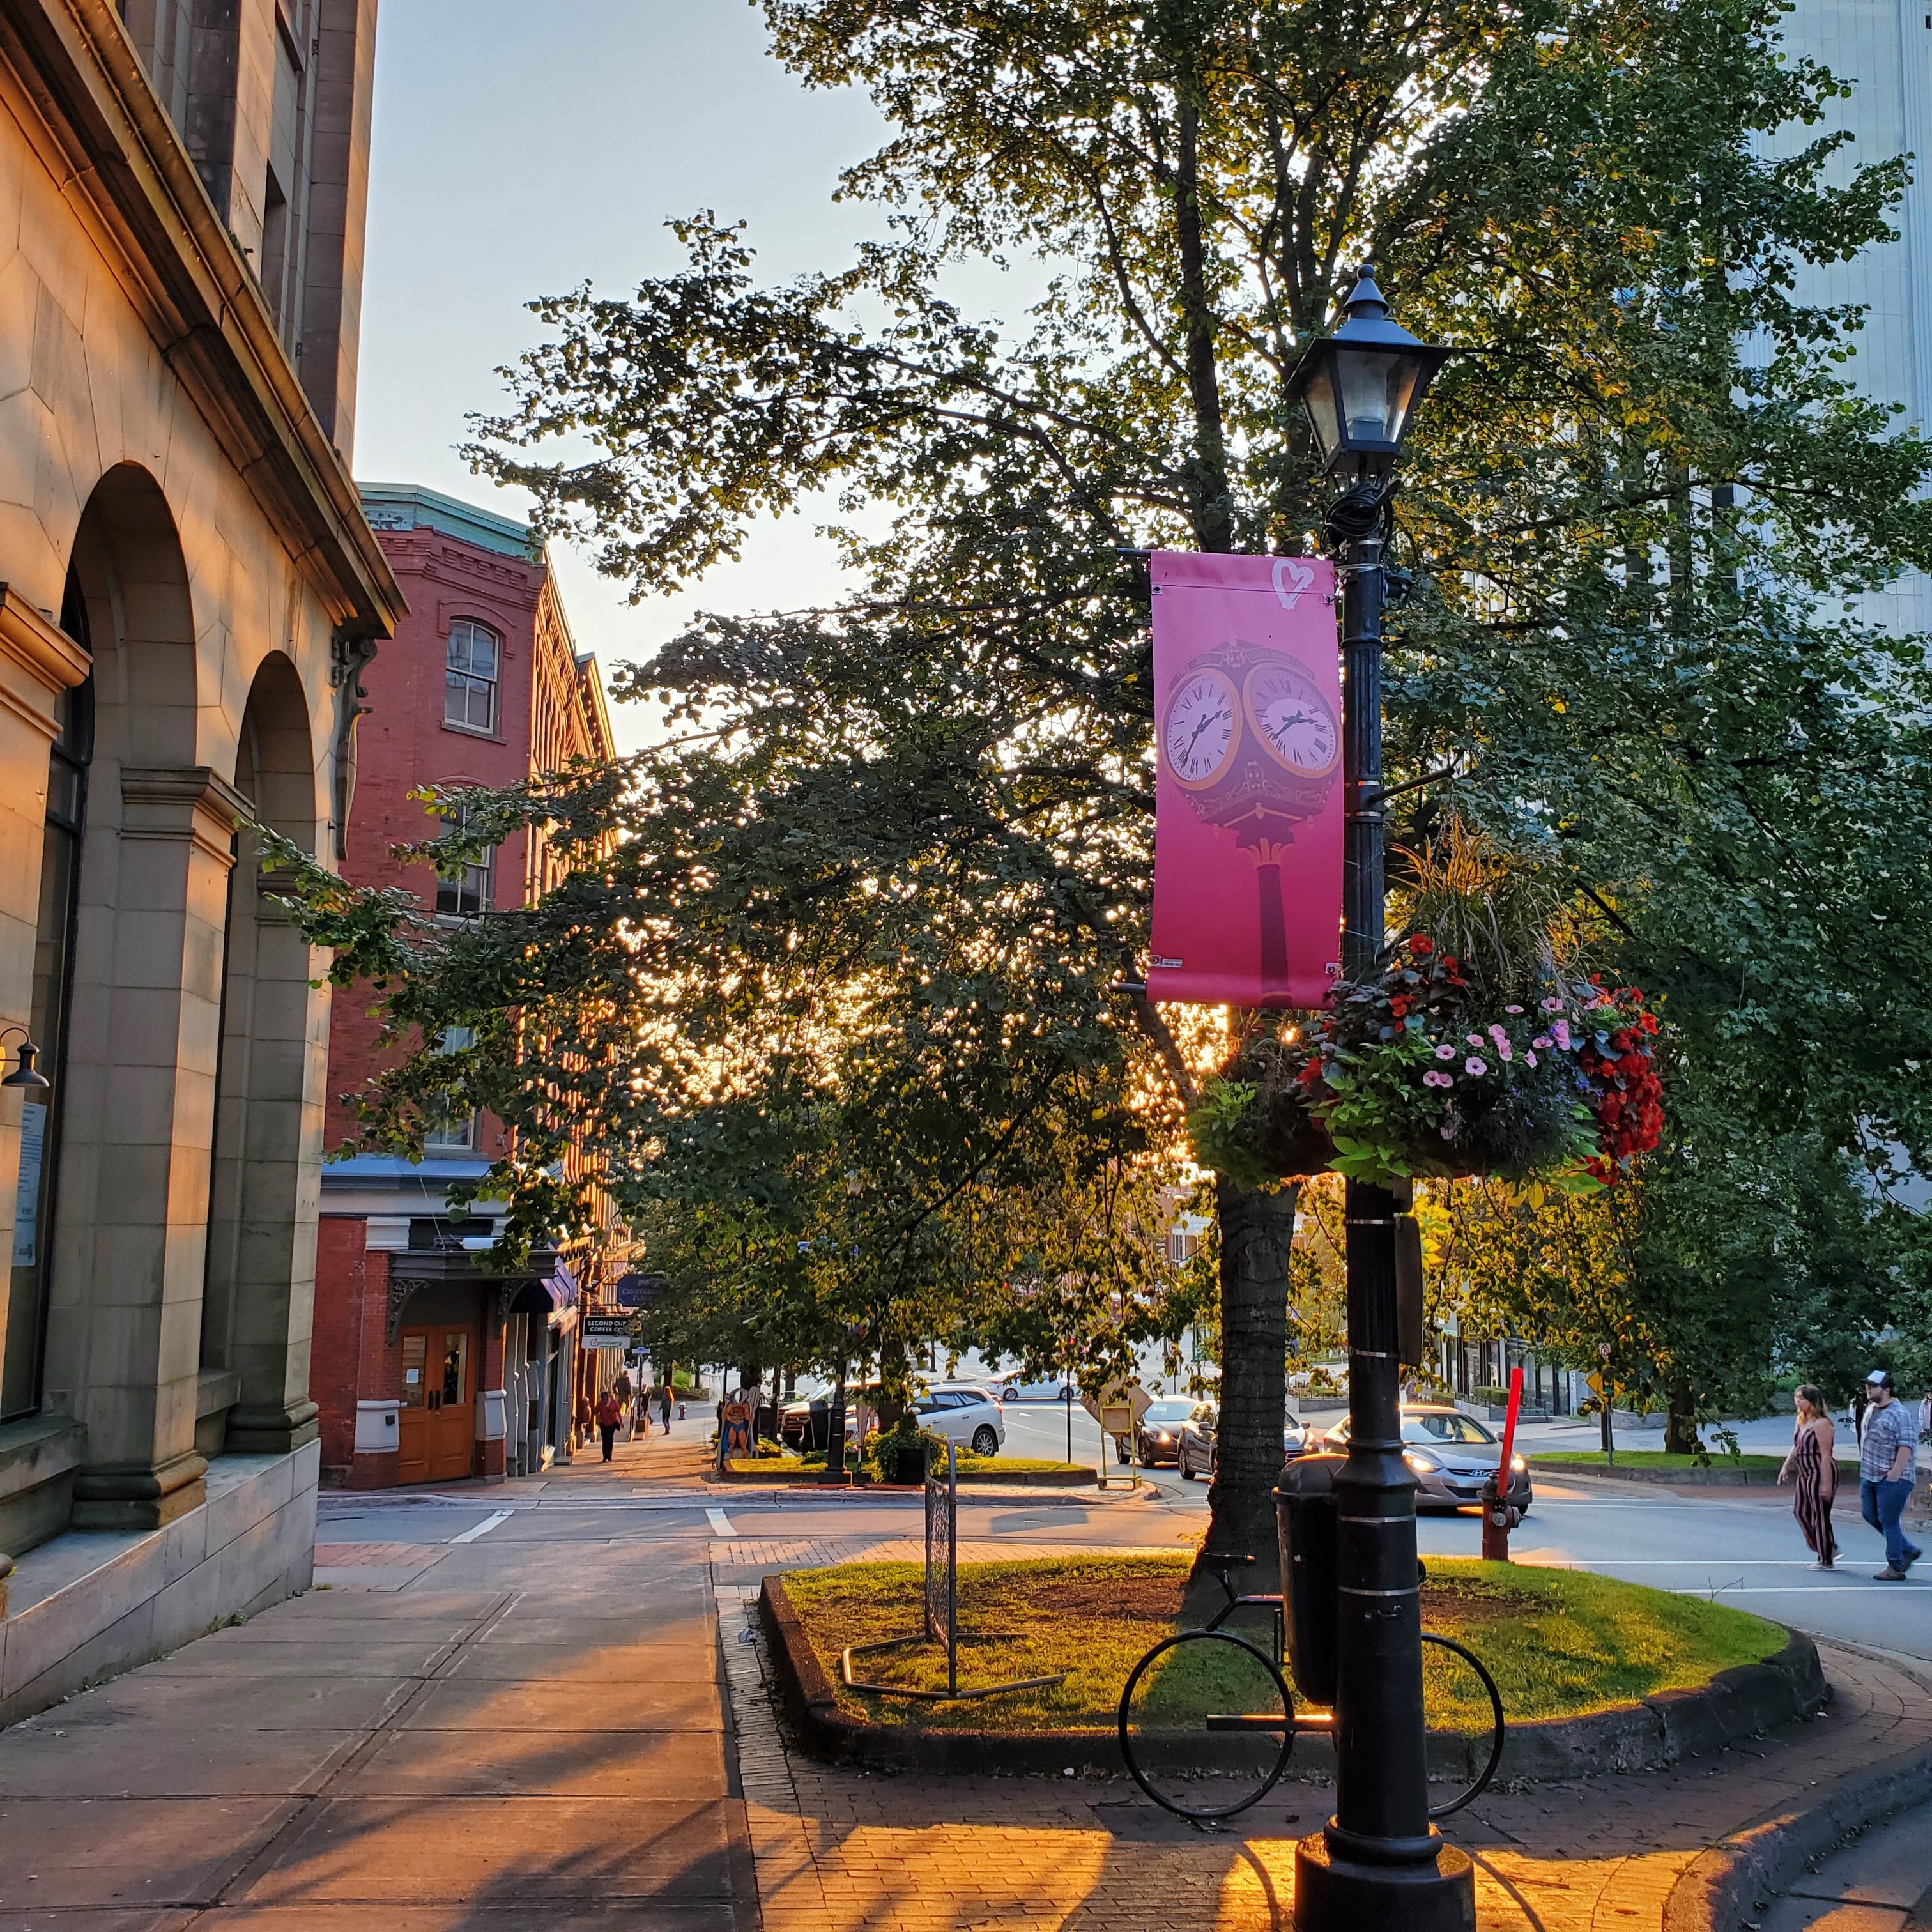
[{"x1": 715, "y1": 1562, "x2": 1932, "y2": 1932}]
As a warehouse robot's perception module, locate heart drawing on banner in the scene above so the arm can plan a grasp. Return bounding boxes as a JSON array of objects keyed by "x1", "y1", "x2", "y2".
[{"x1": 1273, "y1": 558, "x2": 1317, "y2": 610}]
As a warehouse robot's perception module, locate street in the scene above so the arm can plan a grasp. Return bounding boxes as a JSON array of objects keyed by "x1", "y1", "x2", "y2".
[{"x1": 323, "y1": 1401, "x2": 1932, "y2": 1668}]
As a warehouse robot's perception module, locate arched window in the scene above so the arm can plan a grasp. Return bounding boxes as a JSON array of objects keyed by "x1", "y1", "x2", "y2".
[
  {"x1": 445, "y1": 618, "x2": 500, "y2": 735},
  {"x1": 1, "y1": 569, "x2": 91, "y2": 1418}
]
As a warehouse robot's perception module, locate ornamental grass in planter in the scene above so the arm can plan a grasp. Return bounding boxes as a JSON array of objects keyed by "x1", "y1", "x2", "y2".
[{"x1": 1188, "y1": 825, "x2": 1664, "y2": 1191}]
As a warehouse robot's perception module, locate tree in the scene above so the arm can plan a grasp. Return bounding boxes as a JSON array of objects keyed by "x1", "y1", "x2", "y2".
[{"x1": 282, "y1": 0, "x2": 1932, "y2": 1565}]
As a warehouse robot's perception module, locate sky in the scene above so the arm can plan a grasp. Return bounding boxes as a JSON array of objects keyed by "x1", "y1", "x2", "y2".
[{"x1": 352, "y1": 2, "x2": 900, "y2": 751}]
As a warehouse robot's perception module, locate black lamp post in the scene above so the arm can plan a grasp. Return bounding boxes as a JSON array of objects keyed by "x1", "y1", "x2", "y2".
[{"x1": 1285, "y1": 268, "x2": 1474, "y2": 1931}]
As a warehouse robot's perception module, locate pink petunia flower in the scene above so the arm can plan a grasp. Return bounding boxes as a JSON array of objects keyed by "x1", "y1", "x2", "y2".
[
  {"x1": 1423, "y1": 1070, "x2": 1452, "y2": 1089},
  {"x1": 1464, "y1": 1056, "x2": 1487, "y2": 1076},
  {"x1": 1498, "y1": 1041, "x2": 1513, "y2": 1061},
  {"x1": 1434, "y1": 1044, "x2": 1457, "y2": 1061},
  {"x1": 1524, "y1": 1050, "x2": 1538, "y2": 1068},
  {"x1": 1533, "y1": 1035, "x2": 1552, "y2": 1050},
  {"x1": 1466, "y1": 1034, "x2": 1485, "y2": 1048},
  {"x1": 1552, "y1": 1020, "x2": 1572, "y2": 1050},
  {"x1": 1542, "y1": 997, "x2": 1564, "y2": 1012},
  {"x1": 1488, "y1": 1024, "x2": 1509, "y2": 1047},
  {"x1": 1505, "y1": 1004, "x2": 1524, "y2": 1015}
]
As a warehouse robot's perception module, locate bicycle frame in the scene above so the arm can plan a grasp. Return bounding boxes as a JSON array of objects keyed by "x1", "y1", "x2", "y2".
[{"x1": 1117, "y1": 1558, "x2": 1505, "y2": 1823}]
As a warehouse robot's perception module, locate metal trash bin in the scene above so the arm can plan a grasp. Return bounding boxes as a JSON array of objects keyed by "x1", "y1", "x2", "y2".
[{"x1": 1275, "y1": 1452, "x2": 1345, "y2": 1708}]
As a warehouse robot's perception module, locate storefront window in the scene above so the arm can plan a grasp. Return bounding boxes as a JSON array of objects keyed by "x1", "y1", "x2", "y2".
[
  {"x1": 401, "y1": 1333, "x2": 427, "y2": 1409},
  {"x1": 1, "y1": 574, "x2": 89, "y2": 1418}
]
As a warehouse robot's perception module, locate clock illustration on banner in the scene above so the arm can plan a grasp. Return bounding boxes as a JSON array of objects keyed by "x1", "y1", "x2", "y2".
[
  {"x1": 1156, "y1": 632, "x2": 1340, "y2": 1002},
  {"x1": 1244, "y1": 660, "x2": 1339, "y2": 780},
  {"x1": 1161, "y1": 667, "x2": 1240, "y2": 790}
]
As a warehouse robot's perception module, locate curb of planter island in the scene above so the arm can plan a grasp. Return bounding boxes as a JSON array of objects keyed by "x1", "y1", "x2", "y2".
[
  {"x1": 1664, "y1": 1729, "x2": 1932, "y2": 1932},
  {"x1": 1531, "y1": 1459, "x2": 1787, "y2": 1487},
  {"x1": 757, "y1": 1573, "x2": 1826, "y2": 1782}
]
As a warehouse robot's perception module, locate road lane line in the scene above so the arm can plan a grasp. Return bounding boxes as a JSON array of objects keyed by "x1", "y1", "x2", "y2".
[
  {"x1": 707, "y1": 1506, "x2": 736, "y2": 1536},
  {"x1": 449, "y1": 1510, "x2": 512, "y2": 1544}
]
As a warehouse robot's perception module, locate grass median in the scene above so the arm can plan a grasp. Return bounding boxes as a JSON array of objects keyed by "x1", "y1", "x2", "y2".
[
  {"x1": 779, "y1": 1552, "x2": 1784, "y2": 1731},
  {"x1": 725, "y1": 1453, "x2": 1091, "y2": 1478}
]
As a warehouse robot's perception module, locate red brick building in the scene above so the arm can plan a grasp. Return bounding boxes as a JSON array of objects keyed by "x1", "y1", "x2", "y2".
[{"x1": 312, "y1": 484, "x2": 617, "y2": 1489}]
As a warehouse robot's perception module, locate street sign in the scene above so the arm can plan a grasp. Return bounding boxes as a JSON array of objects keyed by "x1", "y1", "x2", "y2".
[
  {"x1": 615, "y1": 1272, "x2": 668, "y2": 1309},
  {"x1": 1584, "y1": 1371, "x2": 1604, "y2": 1400}
]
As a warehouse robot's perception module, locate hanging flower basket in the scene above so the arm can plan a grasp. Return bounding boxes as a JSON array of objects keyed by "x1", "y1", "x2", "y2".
[{"x1": 1189, "y1": 942, "x2": 1664, "y2": 1191}]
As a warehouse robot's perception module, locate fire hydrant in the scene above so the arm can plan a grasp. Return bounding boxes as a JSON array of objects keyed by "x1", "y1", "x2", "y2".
[{"x1": 1480, "y1": 1472, "x2": 1523, "y2": 1561}]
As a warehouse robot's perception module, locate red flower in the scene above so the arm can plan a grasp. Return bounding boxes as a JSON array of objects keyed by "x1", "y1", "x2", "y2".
[
  {"x1": 1409, "y1": 935, "x2": 1434, "y2": 955},
  {"x1": 1639, "y1": 1013, "x2": 1659, "y2": 1035}
]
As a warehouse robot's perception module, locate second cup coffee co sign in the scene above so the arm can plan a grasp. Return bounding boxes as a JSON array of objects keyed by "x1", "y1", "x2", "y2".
[{"x1": 582, "y1": 1315, "x2": 638, "y2": 1352}]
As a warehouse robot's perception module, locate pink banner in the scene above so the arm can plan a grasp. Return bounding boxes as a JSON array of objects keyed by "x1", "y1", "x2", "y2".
[{"x1": 1147, "y1": 551, "x2": 1343, "y2": 1008}]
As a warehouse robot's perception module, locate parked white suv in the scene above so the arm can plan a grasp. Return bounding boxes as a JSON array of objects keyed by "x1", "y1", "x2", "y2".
[{"x1": 911, "y1": 1385, "x2": 1006, "y2": 1457}]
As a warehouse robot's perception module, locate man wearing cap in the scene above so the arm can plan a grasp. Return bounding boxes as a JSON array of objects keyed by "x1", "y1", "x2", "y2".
[{"x1": 1859, "y1": 1371, "x2": 1922, "y2": 1581}]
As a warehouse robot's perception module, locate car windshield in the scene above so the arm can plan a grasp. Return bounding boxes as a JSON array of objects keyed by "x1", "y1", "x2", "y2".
[
  {"x1": 1404, "y1": 1412, "x2": 1495, "y2": 1446},
  {"x1": 1143, "y1": 1400, "x2": 1194, "y2": 1422}
]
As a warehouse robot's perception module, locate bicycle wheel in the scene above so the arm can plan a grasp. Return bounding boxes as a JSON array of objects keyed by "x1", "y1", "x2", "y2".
[
  {"x1": 1117, "y1": 1628, "x2": 1296, "y2": 1821},
  {"x1": 1420, "y1": 1631, "x2": 1505, "y2": 1818}
]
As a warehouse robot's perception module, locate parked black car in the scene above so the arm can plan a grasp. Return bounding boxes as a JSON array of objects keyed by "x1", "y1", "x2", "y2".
[{"x1": 1176, "y1": 1406, "x2": 1316, "y2": 1480}]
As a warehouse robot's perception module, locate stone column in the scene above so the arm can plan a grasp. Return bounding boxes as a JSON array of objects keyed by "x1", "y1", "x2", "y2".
[
  {"x1": 59, "y1": 767, "x2": 243, "y2": 1530},
  {"x1": 208, "y1": 862, "x2": 326, "y2": 1455}
]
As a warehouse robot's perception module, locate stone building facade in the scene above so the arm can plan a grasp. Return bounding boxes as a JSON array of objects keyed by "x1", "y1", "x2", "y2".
[
  {"x1": 310, "y1": 482, "x2": 617, "y2": 1492},
  {"x1": 0, "y1": 0, "x2": 397, "y2": 1723}
]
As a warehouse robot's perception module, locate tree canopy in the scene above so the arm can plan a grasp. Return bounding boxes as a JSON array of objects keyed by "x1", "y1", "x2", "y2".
[{"x1": 286, "y1": 0, "x2": 1932, "y2": 1554}]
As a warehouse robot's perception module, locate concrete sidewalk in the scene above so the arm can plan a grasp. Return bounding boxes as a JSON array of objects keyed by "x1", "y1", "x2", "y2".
[{"x1": 0, "y1": 1427, "x2": 747, "y2": 1929}]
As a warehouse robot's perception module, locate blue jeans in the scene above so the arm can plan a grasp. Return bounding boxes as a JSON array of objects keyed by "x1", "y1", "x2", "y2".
[{"x1": 1861, "y1": 1477, "x2": 1922, "y2": 1572}]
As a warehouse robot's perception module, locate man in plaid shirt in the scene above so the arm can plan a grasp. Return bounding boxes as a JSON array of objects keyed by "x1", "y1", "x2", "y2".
[{"x1": 1859, "y1": 1370, "x2": 1922, "y2": 1581}]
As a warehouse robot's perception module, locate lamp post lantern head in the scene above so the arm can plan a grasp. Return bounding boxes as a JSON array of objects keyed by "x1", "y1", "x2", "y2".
[
  {"x1": 1287, "y1": 264, "x2": 1452, "y2": 477},
  {"x1": 1, "y1": 1042, "x2": 47, "y2": 1090}
]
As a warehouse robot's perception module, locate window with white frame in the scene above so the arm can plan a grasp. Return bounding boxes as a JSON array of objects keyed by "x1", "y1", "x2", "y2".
[
  {"x1": 434, "y1": 802, "x2": 494, "y2": 918},
  {"x1": 445, "y1": 618, "x2": 500, "y2": 733},
  {"x1": 424, "y1": 1026, "x2": 478, "y2": 1153}
]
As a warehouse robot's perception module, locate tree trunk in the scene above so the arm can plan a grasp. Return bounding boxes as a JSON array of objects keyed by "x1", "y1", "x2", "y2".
[
  {"x1": 1202, "y1": 1175, "x2": 1298, "y2": 1579},
  {"x1": 875, "y1": 1336, "x2": 910, "y2": 1431},
  {"x1": 1664, "y1": 1379, "x2": 1699, "y2": 1456},
  {"x1": 1174, "y1": 93, "x2": 1234, "y2": 554}
]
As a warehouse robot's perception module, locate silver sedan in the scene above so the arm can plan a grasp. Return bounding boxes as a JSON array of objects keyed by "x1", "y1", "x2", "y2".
[{"x1": 1321, "y1": 1404, "x2": 1533, "y2": 1514}]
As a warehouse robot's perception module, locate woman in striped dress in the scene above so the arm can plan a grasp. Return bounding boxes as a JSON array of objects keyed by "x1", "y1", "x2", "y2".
[{"x1": 1779, "y1": 1385, "x2": 1837, "y2": 1568}]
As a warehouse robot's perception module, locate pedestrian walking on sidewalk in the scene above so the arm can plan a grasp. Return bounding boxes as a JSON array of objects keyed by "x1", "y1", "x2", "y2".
[
  {"x1": 1859, "y1": 1370, "x2": 1922, "y2": 1580},
  {"x1": 1779, "y1": 1384, "x2": 1837, "y2": 1568},
  {"x1": 632, "y1": 1386, "x2": 650, "y2": 1437},
  {"x1": 614, "y1": 1367, "x2": 633, "y2": 1409},
  {"x1": 595, "y1": 1389, "x2": 623, "y2": 1463},
  {"x1": 659, "y1": 1386, "x2": 673, "y2": 1433}
]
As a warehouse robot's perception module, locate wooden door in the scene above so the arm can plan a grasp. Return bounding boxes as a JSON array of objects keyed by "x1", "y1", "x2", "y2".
[{"x1": 397, "y1": 1325, "x2": 477, "y2": 1483}]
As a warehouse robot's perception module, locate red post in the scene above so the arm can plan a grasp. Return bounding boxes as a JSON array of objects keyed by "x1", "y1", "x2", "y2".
[{"x1": 1482, "y1": 1366, "x2": 1524, "y2": 1561}]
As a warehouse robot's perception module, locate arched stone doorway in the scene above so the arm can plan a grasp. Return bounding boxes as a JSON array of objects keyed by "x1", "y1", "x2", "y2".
[{"x1": 43, "y1": 464, "x2": 234, "y2": 1529}]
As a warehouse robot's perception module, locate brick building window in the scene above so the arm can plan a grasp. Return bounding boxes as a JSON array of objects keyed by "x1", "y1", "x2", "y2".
[
  {"x1": 445, "y1": 618, "x2": 500, "y2": 733},
  {"x1": 434, "y1": 804, "x2": 493, "y2": 918},
  {"x1": 424, "y1": 1027, "x2": 478, "y2": 1153}
]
